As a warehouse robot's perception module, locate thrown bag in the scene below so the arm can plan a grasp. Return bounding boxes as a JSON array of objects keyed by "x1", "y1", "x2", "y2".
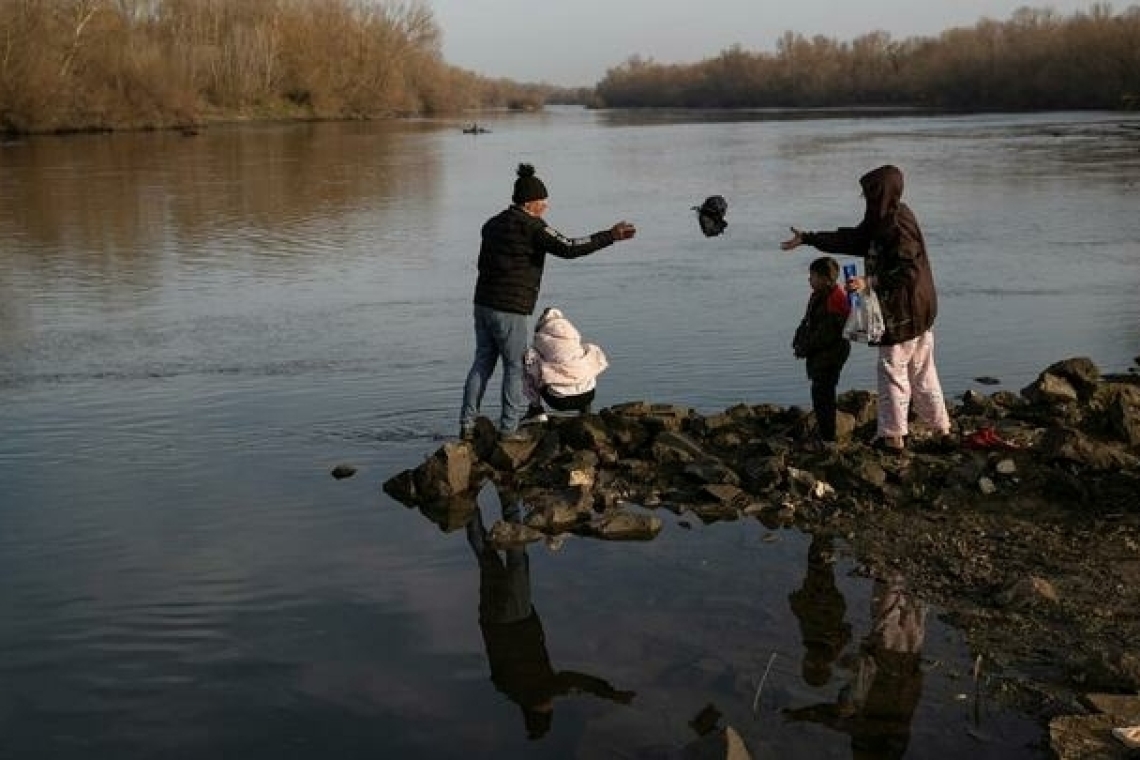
[
  {"x1": 692, "y1": 195, "x2": 728, "y2": 237},
  {"x1": 843, "y1": 288, "x2": 885, "y2": 344}
]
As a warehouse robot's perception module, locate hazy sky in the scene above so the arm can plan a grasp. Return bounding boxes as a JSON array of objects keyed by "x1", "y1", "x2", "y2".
[{"x1": 429, "y1": 1, "x2": 1110, "y2": 86}]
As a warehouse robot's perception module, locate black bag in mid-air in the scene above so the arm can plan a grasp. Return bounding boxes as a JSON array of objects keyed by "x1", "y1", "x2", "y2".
[{"x1": 693, "y1": 195, "x2": 728, "y2": 237}]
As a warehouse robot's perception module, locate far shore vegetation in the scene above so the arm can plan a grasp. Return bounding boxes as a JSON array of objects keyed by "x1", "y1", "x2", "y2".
[
  {"x1": 596, "y1": 4, "x2": 1140, "y2": 111},
  {"x1": 1, "y1": 1, "x2": 1137, "y2": 136}
]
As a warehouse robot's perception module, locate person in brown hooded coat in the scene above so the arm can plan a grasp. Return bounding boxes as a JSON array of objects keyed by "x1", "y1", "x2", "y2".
[{"x1": 781, "y1": 165, "x2": 951, "y2": 451}]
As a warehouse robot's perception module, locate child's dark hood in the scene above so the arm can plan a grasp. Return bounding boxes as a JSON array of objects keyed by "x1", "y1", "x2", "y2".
[{"x1": 859, "y1": 165, "x2": 904, "y2": 232}]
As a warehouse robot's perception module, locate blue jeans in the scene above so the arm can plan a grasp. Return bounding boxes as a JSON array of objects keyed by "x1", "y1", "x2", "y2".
[{"x1": 461, "y1": 304, "x2": 529, "y2": 433}]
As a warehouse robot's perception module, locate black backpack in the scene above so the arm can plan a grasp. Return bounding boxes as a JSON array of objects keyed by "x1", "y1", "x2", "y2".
[{"x1": 693, "y1": 195, "x2": 728, "y2": 237}]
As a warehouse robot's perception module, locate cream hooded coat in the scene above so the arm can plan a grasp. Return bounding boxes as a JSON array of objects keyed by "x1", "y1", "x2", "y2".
[{"x1": 524, "y1": 308, "x2": 608, "y2": 397}]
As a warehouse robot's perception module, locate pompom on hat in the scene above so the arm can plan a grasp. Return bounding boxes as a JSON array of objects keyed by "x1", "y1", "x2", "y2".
[{"x1": 512, "y1": 163, "x2": 548, "y2": 204}]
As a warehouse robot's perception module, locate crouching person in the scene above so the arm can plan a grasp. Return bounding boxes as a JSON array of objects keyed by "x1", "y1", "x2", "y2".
[{"x1": 522, "y1": 308, "x2": 608, "y2": 423}]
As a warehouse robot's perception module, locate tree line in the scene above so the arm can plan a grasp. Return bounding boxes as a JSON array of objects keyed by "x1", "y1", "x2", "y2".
[
  {"x1": 595, "y1": 4, "x2": 1140, "y2": 110},
  {"x1": 0, "y1": 0, "x2": 550, "y2": 133},
  {"x1": 4, "y1": 2, "x2": 1137, "y2": 134}
]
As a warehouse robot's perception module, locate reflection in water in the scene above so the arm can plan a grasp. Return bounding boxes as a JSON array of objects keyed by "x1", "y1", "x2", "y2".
[
  {"x1": 464, "y1": 496, "x2": 635, "y2": 741},
  {"x1": 788, "y1": 535, "x2": 852, "y2": 687},
  {"x1": 0, "y1": 122, "x2": 436, "y2": 265},
  {"x1": 787, "y1": 551, "x2": 927, "y2": 760}
]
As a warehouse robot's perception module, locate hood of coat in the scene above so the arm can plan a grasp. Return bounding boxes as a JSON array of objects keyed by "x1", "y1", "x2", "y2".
[
  {"x1": 529, "y1": 308, "x2": 608, "y2": 388},
  {"x1": 534, "y1": 308, "x2": 581, "y2": 343},
  {"x1": 860, "y1": 165, "x2": 904, "y2": 231}
]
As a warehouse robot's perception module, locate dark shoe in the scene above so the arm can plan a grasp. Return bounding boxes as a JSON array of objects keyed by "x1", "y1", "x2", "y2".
[
  {"x1": 872, "y1": 436, "x2": 905, "y2": 453},
  {"x1": 927, "y1": 432, "x2": 958, "y2": 453},
  {"x1": 520, "y1": 404, "x2": 548, "y2": 426}
]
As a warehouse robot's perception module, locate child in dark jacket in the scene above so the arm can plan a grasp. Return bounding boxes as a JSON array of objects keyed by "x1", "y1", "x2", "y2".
[{"x1": 793, "y1": 257, "x2": 852, "y2": 448}]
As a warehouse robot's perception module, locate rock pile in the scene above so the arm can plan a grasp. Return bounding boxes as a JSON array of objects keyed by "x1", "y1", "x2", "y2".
[{"x1": 384, "y1": 356, "x2": 1139, "y2": 544}]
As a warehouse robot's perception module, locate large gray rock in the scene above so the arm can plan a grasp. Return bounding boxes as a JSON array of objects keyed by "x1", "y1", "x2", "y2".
[
  {"x1": 1099, "y1": 384, "x2": 1140, "y2": 447},
  {"x1": 1038, "y1": 426, "x2": 1139, "y2": 471}
]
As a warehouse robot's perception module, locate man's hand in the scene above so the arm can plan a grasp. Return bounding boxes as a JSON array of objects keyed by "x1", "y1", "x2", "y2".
[
  {"x1": 780, "y1": 227, "x2": 803, "y2": 251},
  {"x1": 611, "y1": 221, "x2": 636, "y2": 241}
]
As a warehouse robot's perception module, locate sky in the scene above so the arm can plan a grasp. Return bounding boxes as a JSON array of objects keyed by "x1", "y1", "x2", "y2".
[{"x1": 429, "y1": 0, "x2": 1113, "y2": 87}]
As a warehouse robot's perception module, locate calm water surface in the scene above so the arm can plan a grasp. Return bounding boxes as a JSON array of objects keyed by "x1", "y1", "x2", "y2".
[{"x1": 2, "y1": 108, "x2": 1138, "y2": 758}]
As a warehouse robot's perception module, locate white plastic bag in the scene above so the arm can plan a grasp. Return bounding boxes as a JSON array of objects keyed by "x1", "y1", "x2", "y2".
[{"x1": 844, "y1": 288, "x2": 885, "y2": 344}]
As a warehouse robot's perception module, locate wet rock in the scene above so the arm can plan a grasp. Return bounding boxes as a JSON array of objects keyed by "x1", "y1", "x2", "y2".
[
  {"x1": 701, "y1": 483, "x2": 750, "y2": 509},
  {"x1": 582, "y1": 510, "x2": 663, "y2": 541},
  {"x1": 1039, "y1": 426, "x2": 1139, "y2": 471},
  {"x1": 563, "y1": 449, "x2": 600, "y2": 487},
  {"x1": 487, "y1": 519, "x2": 546, "y2": 547},
  {"x1": 488, "y1": 433, "x2": 540, "y2": 471},
  {"x1": 331, "y1": 464, "x2": 357, "y2": 479},
  {"x1": 739, "y1": 454, "x2": 785, "y2": 493},
  {"x1": 787, "y1": 467, "x2": 817, "y2": 497},
  {"x1": 990, "y1": 389, "x2": 1025, "y2": 410},
  {"x1": 1046, "y1": 357, "x2": 1103, "y2": 397},
  {"x1": 522, "y1": 486, "x2": 594, "y2": 531},
  {"x1": 684, "y1": 460, "x2": 741, "y2": 486},
  {"x1": 1099, "y1": 384, "x2": 1140, "y2": 446},
  {"x1": 1049, "y1": 714, "x2": 1122, "y2": 760},
  {"x1": 1023, "y1": 372, "x2": 1080, "y2": 406},
  {"x1": 838, "y1": 389, "x2": 877, "y2": 427},
  {"x1": 1082, "y1": 693, "x2": 1140, "y2": 724},
  {"x1": 689, "y1": 502, "x2": 742, "y2": 523},
  {"x1": 387, "y1": 439, "x2": 476, "y2": 505},
  {"x1": 560, "y1": 415, "x2": 613, "y2": 451},
  {"x1": 995, "y1": 458, "x2": 1018, "y2": 475},
  {"x1": 1078, "y1": 650, "x2": 1140, "y2": 693},
  {"x1": 652, "y1": 430, "x2": 708, "y2": 465},
  {"x1": 826, "y1": 457, "x2": 888, "y2": 492},
  {"x1": 961, "y1": 389, "x2": 992, "y2": 415},
  {"x1": 382, "y1": 469, "x2": 417, "y2": 504},
  {"x1": 835, "y1": 411, "x2": 856, "y2": 442}
]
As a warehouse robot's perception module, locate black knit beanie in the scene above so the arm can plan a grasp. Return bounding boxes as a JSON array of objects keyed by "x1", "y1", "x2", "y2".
[{"x1": 512, "y1": 163, "x2": 548, "y2": 204}]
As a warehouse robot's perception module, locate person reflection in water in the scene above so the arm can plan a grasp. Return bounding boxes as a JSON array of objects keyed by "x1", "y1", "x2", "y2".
[
  {"x1": 786, "y1": 570, "x2": 926, "y2": 760},
  {"x1": 788, "y1": 535, "x2": 852, "y2": 687},
  {"x1": 465, "y1": 502, "x2": 635, "y2": 740}
]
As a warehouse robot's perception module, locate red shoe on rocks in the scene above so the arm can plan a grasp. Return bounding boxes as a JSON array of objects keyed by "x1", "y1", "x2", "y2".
[{"x1": 963, "y1": 427, "x2": 1017, "y2": 450}]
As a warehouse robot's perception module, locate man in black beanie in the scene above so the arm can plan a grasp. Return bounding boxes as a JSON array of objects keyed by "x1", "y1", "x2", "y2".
[{"x1": 460, "y1": 163, "x2": 636, "y2": 441}]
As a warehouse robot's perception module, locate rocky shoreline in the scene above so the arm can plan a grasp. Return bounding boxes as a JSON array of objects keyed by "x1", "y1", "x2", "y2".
[{"x1": 383, "y1": 356, "x2": 1140, "y2": 757}]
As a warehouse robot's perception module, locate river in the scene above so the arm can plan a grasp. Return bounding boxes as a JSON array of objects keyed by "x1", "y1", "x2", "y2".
[{"x1": 1, "y1": 107, "x2": 1138, "y2": 758}]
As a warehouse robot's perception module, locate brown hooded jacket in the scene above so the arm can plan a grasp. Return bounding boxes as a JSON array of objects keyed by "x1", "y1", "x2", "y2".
[{"x1": 801, "y1": 165, "x2": 938, "y2": 346}]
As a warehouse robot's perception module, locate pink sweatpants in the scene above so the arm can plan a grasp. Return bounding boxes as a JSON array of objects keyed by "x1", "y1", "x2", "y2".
[{"x1": 876, "y1": 330, "x2": 950, "y2": 438}]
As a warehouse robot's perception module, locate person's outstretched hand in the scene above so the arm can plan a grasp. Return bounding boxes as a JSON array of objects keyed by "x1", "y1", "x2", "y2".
[
  {"x1": 611, "y1": 221, "x2": 636, "y2": 241},
  {"x1": 780, "y1": 227, "x2": 803, "y2": 250}
]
